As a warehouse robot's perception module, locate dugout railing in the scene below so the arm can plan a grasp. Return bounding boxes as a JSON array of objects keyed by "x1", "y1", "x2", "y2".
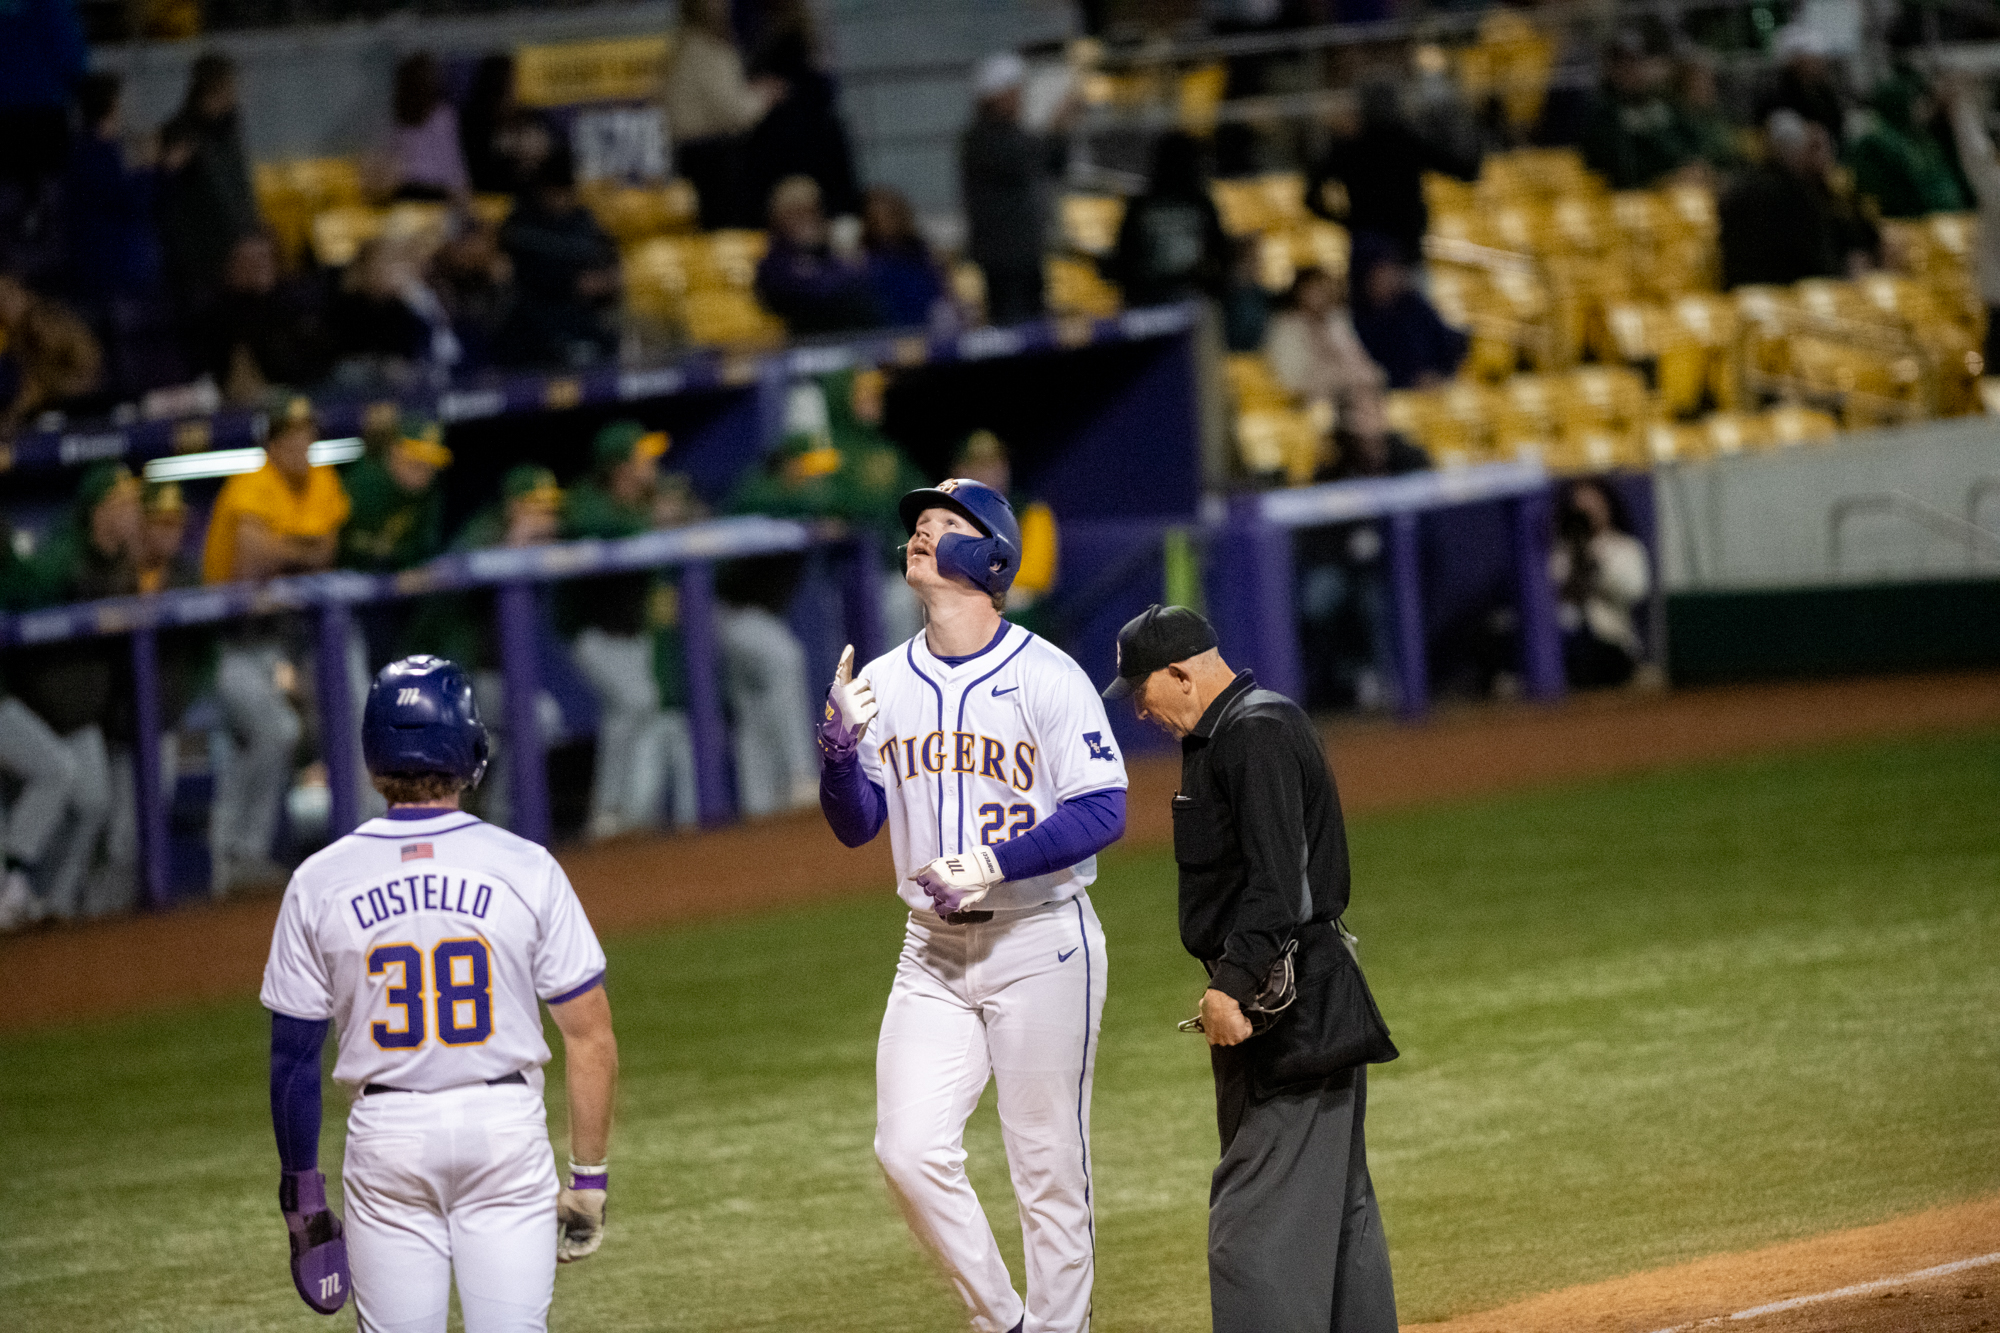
[{"x1": 0, "y1": 517, "x2": 880, "y2": 912}]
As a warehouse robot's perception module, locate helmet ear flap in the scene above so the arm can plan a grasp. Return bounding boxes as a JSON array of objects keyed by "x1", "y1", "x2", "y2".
[{"x1": 468, "y1": 726, "x2": 490, "y2": 789}]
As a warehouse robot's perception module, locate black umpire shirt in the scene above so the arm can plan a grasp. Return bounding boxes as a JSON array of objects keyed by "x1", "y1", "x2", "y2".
[{"x1": 1174, "y1": 670, "x2": 1351, "y2": 1005}]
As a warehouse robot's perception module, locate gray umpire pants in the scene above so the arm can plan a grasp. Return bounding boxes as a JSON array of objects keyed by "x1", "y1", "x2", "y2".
[{"x1": 1208, "y1": 1057, "x2": 1397, "y2": 1333}]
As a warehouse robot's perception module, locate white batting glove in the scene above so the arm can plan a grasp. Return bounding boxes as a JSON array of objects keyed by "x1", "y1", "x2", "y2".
[
  {"x1": 557, "y1": 1181, "x2": 607, "y2": 1262},
  {"x1": 913, "y1": 846, "x2": 1005, "y2": 916},
  {"x1": 817, "y1": 644, "x2": 879, "y2": 763}
]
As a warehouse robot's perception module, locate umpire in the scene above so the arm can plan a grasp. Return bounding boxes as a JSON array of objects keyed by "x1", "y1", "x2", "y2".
[{"x1": 1104, "y1": 604, "x2": 1399, "y2": 1333}]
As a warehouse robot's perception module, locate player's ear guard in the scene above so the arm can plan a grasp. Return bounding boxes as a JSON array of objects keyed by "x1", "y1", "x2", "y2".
[{"x1": 280, "y1": 1169, "x2": 350, "y2": 1315}]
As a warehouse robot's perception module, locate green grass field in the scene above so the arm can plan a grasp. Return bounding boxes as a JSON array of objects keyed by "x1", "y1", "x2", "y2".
[{"x1": 4, "y1": 729, "x2": 1998, "y2": 1331}]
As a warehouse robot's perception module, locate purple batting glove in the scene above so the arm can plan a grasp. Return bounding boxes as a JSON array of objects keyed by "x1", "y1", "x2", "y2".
[
  {"x1": 818, "y1": 645, "x2": 876, "y2": 764},
  {"x1": 817, "y1": 690, "x2": 863, "y2": 763},
  {"x1": 280, "y1": 1169, "x2": 350, "y2": 1315}
]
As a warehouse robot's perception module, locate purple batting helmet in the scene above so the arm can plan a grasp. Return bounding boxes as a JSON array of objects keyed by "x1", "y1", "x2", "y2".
[{"x1": 898, "y1": 478, "x2": 1022, "y2": 596}]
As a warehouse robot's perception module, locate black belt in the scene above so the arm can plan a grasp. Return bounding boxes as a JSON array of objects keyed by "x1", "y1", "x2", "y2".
[
  {"x1": 363, "y1": 1071, "x2": 526, "y2": 1096},
  {"x1": 942, "y1": 909, "x2": 993, "y2": 924}
]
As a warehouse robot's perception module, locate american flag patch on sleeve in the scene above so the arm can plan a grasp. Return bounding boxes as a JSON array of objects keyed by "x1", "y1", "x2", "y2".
[{"x1": 402, "y1": 843, "x2": 434, "y2": 862}]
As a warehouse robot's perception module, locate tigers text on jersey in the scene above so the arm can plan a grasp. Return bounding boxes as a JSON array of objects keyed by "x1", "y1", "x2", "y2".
[
  {"x1": 260, "y1": 810, "x2": 606, "y2": 1095},
  {"x1": 859, "y1": 622, "x2": 1130, "y2": 911}
]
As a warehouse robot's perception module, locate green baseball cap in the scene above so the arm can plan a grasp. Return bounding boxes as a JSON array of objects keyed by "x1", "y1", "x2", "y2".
[
  {"x1": 395, "y1": 413, "x2": 453, "y2": 468},
  {"x1": 501, "y1": 464, "x2": 564, "y2": 507},
  {"x1": 592, "y1": 419, "x2": 669, "y2": 471},
  {"x1": 77, "y1": 462, "x2": 139, "y2": 514}
]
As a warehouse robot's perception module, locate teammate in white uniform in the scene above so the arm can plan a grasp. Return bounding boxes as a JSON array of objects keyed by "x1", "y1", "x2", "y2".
[
  {"x1": 260, "y1": 655, "x2": 618, "y2": 1331},
  {"x1": 818, "y1": 479, "x2": 1129, "y2": 1333}
]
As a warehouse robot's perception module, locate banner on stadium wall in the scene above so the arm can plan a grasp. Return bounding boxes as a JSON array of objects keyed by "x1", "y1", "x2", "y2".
[{"x1": 514, "y1": 34, "x2": 674, "y2": 184}]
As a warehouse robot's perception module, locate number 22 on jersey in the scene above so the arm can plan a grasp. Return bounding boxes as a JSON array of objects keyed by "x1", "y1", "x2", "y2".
[{"x1": 369, "y1": 939, "x2": 493, "y2": 1048}]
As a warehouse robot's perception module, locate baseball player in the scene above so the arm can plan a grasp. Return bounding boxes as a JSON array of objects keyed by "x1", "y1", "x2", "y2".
[
  {"x1": 817, "y1": 479, "x2": 1129, "y2": 1333},
  {"x1": 260, "y1": 655, "x2": 618, "y2": 1331}
]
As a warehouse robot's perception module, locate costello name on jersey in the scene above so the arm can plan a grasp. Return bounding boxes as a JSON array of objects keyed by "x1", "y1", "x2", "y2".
[
  {"x1": 349, "y1": 872, "x2": 496, "y2": 930},
  {"x1": 877, "y1": 730, "x2": 1037, "y2": 790}
]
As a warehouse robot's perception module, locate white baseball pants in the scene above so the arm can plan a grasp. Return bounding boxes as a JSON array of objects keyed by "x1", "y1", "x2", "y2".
[
  {"x1": 876, "y1": 895, "x2": 1107, "y2": 1333},
  {"x1": 342, "y1": 1081, "x2": 559, "y2": 1333}
]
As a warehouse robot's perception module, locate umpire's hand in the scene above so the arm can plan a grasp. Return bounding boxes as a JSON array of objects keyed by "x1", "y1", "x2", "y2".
[{"x1": 1200, "y1": 989, "x2": 1254, "y2": 1046}]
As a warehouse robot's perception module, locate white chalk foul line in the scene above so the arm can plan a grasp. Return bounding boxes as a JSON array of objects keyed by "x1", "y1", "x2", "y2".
[{"x1": 1641, "y1": 1250, "x2": 2000, "y2": 1333}]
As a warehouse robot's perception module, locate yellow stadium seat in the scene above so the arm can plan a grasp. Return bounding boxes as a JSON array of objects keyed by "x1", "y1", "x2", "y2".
[
  {"x1": 1045, "y1": 256, "x2": 1121, "y2": 318},
  {"x1": 1059, "y1": 194, "x2": 1125, "y2": 257}
]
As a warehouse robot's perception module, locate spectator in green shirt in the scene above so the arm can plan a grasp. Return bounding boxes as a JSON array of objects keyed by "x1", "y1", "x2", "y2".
[
  {"x1": 1847, "y1": 71, "x2": 1967, "y2": 219},
  {"x1": 339, "y1": 413, "x2": 451, "y2": 575},
  {"x1": 562, "y1": 420, "x2": 695, "y2": 836},
  {"x1": 407, "y1": 464, "x2": 572, "y2": 830}
]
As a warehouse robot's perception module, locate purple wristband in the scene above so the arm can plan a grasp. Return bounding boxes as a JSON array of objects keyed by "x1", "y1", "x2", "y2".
[{"x1": 571, "y1": 1172, "x2": 608, "y2": 1191}]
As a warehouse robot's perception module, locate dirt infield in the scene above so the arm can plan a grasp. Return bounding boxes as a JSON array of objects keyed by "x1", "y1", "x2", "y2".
[
  {"x1": 1408, "y1": 1194, "x2": 2000, "y2": 1333},
  {"x1": 3, "y1": 669, "x2": 1997, "y2": 1035}
]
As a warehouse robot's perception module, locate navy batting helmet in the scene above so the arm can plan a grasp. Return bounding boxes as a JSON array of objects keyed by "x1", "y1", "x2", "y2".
[
  {"x1": 362, "y1": 656, "x2": 489, "y2": 787},
  {"x1": 898, "y1": 479, "x2": 1021, "y2": 595}
]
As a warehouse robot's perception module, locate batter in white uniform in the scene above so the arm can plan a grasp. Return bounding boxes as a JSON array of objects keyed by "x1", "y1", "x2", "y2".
[
  {"x1": 817, "y1": 479, "x2": 1129, "y2": 1333},
  {"x1": 261, "y1": 655, "x2": 618, "y2": 1331}
]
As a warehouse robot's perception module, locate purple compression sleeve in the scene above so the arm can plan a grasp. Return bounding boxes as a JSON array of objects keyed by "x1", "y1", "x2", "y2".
[
  {"x1": 270, "y1": 1013, "x2": 329, "y2": 1173},
  {"x1": 820, "y1": 752, "x2": 887, "y2": 847},
  {"x1": 992, "y1": 788, "x2": 1126, "y2": 882}
]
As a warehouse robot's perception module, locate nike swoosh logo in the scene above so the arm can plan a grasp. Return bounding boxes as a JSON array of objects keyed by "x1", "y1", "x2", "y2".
[
  {"x1": 992, "y1": 685, "x2": 1019, "y2": 697},
  {"x1": 1057, "y1": 947, "x2": 1078, "y2": 962}
]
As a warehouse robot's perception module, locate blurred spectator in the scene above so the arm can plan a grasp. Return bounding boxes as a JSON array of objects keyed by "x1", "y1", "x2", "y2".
[
  {"x1": 861, "y1": 186, "x2": 950, "y2": 329},
  {"x1": 99, "y1": 478, "x2": 207, "y2": 917},
  {"x1": 496, "y1": 147, "x2": 620, "y2": 368},
  {"x1": 1348, "y1": 233, "x2": 1467, "y2": 389},
  {"x1": 709, "y1": 430, "x2": 819, "y2": 818},
  {"x1": 1675, "y1": 55, "x2": 1746, "y2": 173},
  {"x1": 1946, "y1": 78, "x2": 2000, "y2": 368},
  {"x1": 1221, "y1": 238, "x2": 1271, "y2": 352},
  {"x1": 0, "y1": 0, "x2": 87, "y2": 249},
  {"x1": 954, "y1": 428, "x2": 1059, "y2": 626},
  {"x1": 411, "y1": 463, "x2": 568, "y2": 829},
  {"x1": 756, "y1": 174, "x2": 881, "y2": 336},
  {"x1": 1308, "y1": 82, "x2": 1474, "y2": 265},
  {"x1": 4, "y1": 463, "x2": 141, "y2": 921},
  {"x1": 961, "y1": 52, "x2": 1070, "y2": 327},
  {"x1": 0, "y1": 518, "x2": 88, "y2": 932},
  {"x1": 0, "y1": 273, "x2": 105, "y2": 428},
  {"x1": 431, "y1": 214, "x2": 513, "y2": 371},
  {"x1": 665, "y1": 0, "x2": 781, "y2": 229},
  {"x1": 1720, "y1": 111, "x2": 1878, "y2": 288},
  {"x1": 494, "y1": 146, "x2": 620, "y2": 368},
  {"x1": 1763, "y1": 26, "x2": 1847, "y2": 144},
  {"x1": 1297, "y1": 392, "x2": 1430, "y2": 711},
  {"x1": 60, "y1": 72, "x2": 167, "y2": 318},
  {"x1": 157, "y1": 54, "x2": 259, "y2": 316},
  {"x1": 194, "y1": 233, "x2": 327, "y2": 404},
  {"x1": 1550, "y1": 480, "x2": 1650, "y2": 689},
  {"x1": 378, "y1": 52, "x2": 470, "y2": 203},
  {"x1": 561, "y1": 421, "x2": 696, "y2": 837},
  {"x1": 1108, "y1": 131, "x2": 1231, "y2": 308},
  {"x1": 1581, "y1": 32, "x2": 1701, "y2": 190},
  {"x1": 200, "y1": 394, "x2": 349, "y2": 895},
  {"x1": 136, "y1": 480, "x2": 198, "y2": 593},
  {"x1": 338, "y1": 412, "x2": 449, "y2": 575},
  {"x1": 742, "y1": 25, "x2": 864, "y2": 228},
  {"x1": 325, "y1": 237, "x2": 461, "y2": 386},
  {"x1": 459, "y1": 55, "x2": 520, "y2": 195},
  {"x1": 1263, "y1": 265, "x2": 1386, "y2": 410},
  {"x1": 1847, "y1": 72, "x2": 1965, "y2": 219}
]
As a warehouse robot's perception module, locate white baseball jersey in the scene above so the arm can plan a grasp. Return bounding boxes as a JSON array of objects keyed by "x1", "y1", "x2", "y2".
[
  {"x1": 260, "y1": 809, "x2": 607, "y2": 1095},
  {"x1": 858, "y1": 622, "x2": 1129, "y2": 910}
]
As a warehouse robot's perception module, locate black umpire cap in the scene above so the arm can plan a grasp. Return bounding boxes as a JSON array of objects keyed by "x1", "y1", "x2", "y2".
[{"x1": 1102, "y1": 604, "x2": 1218, "y2": 700}]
